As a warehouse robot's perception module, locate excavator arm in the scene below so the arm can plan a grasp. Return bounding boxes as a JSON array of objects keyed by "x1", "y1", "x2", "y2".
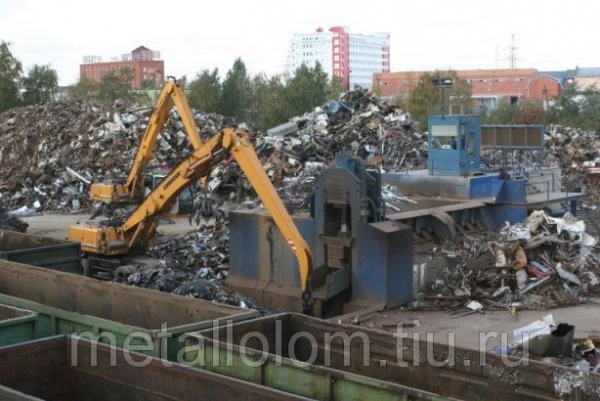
[
  {"x1": 90, "y1": 77, "x2": 203, "y2": 203},
  {"x1": 69, "y1": 129, "x2": 314, "y2": 296}
]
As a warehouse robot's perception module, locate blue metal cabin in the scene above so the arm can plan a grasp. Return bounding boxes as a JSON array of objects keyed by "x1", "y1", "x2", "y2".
[{"x1": 428, "y1": 115, "x2": 481, "y2": 177}]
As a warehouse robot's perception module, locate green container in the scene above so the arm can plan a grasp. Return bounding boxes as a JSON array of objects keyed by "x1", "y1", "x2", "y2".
[
  {"x1": 0, "y1": 304, "x2": 37, "y2": 346},
  {"x1": 0, "y1": 260, "x2": 258, "y2": 359},
  {"x1": 0, "y1": 230, "x2": 81, "y2": 274},
  {"x1": 183, "y1": 317, "x2": 452, "y2": 401},
  {"x1": 185, "y1": 313, "x2": 600, "y2": 401},
  {"x1": 0, "y1": 335, "x2": 314, "y2": 401}
]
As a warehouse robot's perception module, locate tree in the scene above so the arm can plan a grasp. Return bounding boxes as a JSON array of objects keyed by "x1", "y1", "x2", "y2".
[
  {"x1": 142, "y1": 79, "x2": 158, "y2": 90},
  {"x1": 70, "y1": 78, "x2": 100, "y2": 101},
  {"x1": 219, "y1": 58, "x2": 250, "y2": 121},
  {"x1": 514, "y1": 100, "x2": 544, "y2": 124},
  {"x1": 578, "y1": 86, "x2": 600, "y2": 131},
  {"x1": 483, "y1": 99, "x2": 519, "y2": 124},
  {"x1": 98, "y1": 68, "x2": 134, "y2": 101},
  {"x1": 405, "y1": 70, "x2": 473, "y2": 128},
  {"x1": 284, "y1": 62, "x2": 329, "y2": 116},
  {"x1": 250, "y1": 73, "x2": 288, "y2": 131},
  {"x1": 551, "y1": 83, "x2": 580, "y2": 126},
  {"x1": 0, "y1": 41, "x2": 22, "y2": 111},
  {"x1": 328, "y1": 75, "x2": 346, "y2": 101},
  {"x1": 404, "y1": 72, "x2": 439, "y2": 128},
  {"x1": 188, "y1": 68, "x2": 221, "y2": 113},
  {"x1": 21, "y1": 64, "x2": 58, "y2": 105}
]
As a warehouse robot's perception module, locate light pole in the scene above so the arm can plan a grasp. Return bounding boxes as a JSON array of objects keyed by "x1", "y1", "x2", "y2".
[{"x1": 432, "y1": 77, "x2": 453, "y2": 118}]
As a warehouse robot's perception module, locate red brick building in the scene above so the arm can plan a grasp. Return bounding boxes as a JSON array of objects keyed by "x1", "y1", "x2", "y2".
[
  {"x1": 373, "y1": 68, "x2": 561, "y2": 109},
  {"x1": 80, "y1": 46, "x2": 164, "y2": 89}
]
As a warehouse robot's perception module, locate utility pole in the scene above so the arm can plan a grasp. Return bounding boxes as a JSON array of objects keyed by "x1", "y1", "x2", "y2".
[{"x1": 508, "y1": 34, "x2": 517, "y2": 69}]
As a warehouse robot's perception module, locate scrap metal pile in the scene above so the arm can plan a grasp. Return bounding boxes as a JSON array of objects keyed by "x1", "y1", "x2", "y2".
[
  {"x1": 425, "y1": 210, "x2": 600, "y2": 310},
  {"x1": 0, "y1": 100, "x2": 227, "y2": 213},
  {"x1": 481, "y1": 125, "x2": 600, "y2": 203},
  {"x1": 544, "y1": 125, "x2": 600, "y2": 204},
  {"x1": 0, "y1": 208, "x2": 28, "y2": 233},
  {"x1": 111, "y1": 219, "x2": 262, "y2": 309},
  {"x1": 0, "y1": 88, "x2": 423, "y2": 215}
]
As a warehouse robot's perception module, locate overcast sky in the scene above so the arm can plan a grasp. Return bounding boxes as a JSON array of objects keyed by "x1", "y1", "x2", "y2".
[{"x1": 1, "y1": 0, "x2": 598, "y2": 85}]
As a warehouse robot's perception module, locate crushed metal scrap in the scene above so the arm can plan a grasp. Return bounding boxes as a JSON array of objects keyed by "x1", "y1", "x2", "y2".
[
  {"x1": 0, "y1": 208, "x2": 28, "y2": 233},
  {"x1": 0, "y1": 87, "x2": 423, "y2": 215},
  {"x1": 0, "y1": 100, "x2": 227, "y2": 213},
  {"x1": 421, "y1": 210, "x2": 600, "y2": 310},
  {"x1": 113, "y1": 219, "x2": 262, "y2": 310}
]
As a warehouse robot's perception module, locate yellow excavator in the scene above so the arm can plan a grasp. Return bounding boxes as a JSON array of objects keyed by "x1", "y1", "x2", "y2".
[{"x1": 68, "y1": 77, "x2": 314, "y2": 310}]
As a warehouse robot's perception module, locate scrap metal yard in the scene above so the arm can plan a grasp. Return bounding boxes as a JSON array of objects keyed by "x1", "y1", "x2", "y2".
[{"x1": 2, "y1": 68, "x2": 600, "y2": 401}]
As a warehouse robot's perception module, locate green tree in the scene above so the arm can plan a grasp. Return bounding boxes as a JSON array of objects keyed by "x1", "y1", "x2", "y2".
[
  {"x1": 250, "y1": 73, "x2": 288, "y2": 131},
  {"x1": 188, "y1": 68, "x2": 221, "y2": 113},
  {"x1": 578, "y1": 86, "x2": 600, "y2": 131},
  {"x1": 284, "y1": 62, "x2": 329, "y2": 116},
  {"x1": 547, "y1": 83, "x2": 579, "y2": 126},
  {"x1": 21, "y1": 64, "x2": 58, "y2": 105},
  {"x1": 0, "y1": 41, "x2": 23, "y2": 111},
  {"x1": 69, "y1": 78, "x2": 100, "y2": 101},
  {"x1": 404, "y1": 72, "x2": 438, "y2": 128},
  {"x1": 405, "y1": 70, "x2": 473, "y2": 128},
  {"x1": 98, "y1": 68, "x2": 134, "y2": 101},
  {"x1": 142, "y1": 79, "x2": 158, "y2": 90},
  {"x1": 484, "y1": 99, "x2": 519, "y2": 124},
  {"x1": 328, "y1": 75, "x2": 345, "y2": 101},
  {"x1": 219, "y1": 58, "x2": 250, "y2": 120},
  {"x1": 514, "y1": 100, "x2": 544, "y2": 124}
]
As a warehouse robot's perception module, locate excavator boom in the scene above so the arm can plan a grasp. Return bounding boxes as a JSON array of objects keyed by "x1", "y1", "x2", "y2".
[
  {"x1": 90, "y1": 77, "x2": 203, "y2": 203},
  {"x1": 69, "y1": 128, "x2": 314, "y2": 294}
]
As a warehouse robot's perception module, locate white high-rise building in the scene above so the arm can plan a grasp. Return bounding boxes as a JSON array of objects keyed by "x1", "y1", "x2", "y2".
[{"x1": 288, "y1": 26, "x2": 390, "y2": 89}]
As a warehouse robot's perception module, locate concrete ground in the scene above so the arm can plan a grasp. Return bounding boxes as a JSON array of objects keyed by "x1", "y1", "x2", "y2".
[
  {"x1": 21, "y1": 213, "x2": 195, "y2": 240},
  {"x1": 20, "y1": 212, "x2": 600, "y2": 353},
  {"x1": 342, "y1": 303, "x2": 600, "y2": 350}
]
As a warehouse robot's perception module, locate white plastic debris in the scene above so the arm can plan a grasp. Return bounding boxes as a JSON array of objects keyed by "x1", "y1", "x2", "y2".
[{"x1": 513, "y1": 314, "x2": 556, "y2": 346}]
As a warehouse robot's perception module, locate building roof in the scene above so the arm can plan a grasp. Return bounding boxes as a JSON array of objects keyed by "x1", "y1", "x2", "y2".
[
  {"x1": 132, "y1": 45, "x2": 152, "y2": 53},
  {"x1": 576, "y1": 67, "x2": 600, "y2": 77}
]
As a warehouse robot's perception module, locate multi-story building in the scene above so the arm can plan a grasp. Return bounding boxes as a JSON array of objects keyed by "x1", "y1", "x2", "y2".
[
  {"x1": 80, "y1": 46, "x2": 164, "y2": 89},
  {"x1": 288, "y1": 27, "x2": 390, "y2": 89},
  {"x1": 373, "y1": 68, "x2": 561, "y2": 110}
]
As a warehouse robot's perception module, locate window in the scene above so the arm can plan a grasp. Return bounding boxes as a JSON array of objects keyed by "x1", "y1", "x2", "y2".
[
  {"x1": 469, "y1": 131, "x2": 475, "y2": 156},
  {"x1": 430, "y1": 125, "x2": 457, "y2": 150}
]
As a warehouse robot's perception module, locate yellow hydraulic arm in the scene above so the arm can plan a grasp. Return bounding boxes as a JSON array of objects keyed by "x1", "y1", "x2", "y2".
[
  {"x1": 69, "y1": 128, "x2": 314, "y2": 295},
  {"x1": 90, "y1": 77, "x2": 203, "y2": 203}
]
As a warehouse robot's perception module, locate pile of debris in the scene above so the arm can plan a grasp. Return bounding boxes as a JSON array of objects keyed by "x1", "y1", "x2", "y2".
[
  {"x1": 0, "y1": 208, "x2": 28, "y2": 233},
  {"x1": 0, "y1": 88, "x2": 425, "y2": 215},
  {"x1": 425, "y1": 210, "x2": 600, "y2": 310},
  {"x1": 112, "y1": 212, "x2": 263, "y2": 309},
  {"x1": 544, "y1": 125, "x2": 600, "y2": 200},
  {"x1": 256, "y1": 87, "x2": 426, "y2": 177},
  {"x1": 0, "y1": 101, "x2": 227, "y2": 213}
]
